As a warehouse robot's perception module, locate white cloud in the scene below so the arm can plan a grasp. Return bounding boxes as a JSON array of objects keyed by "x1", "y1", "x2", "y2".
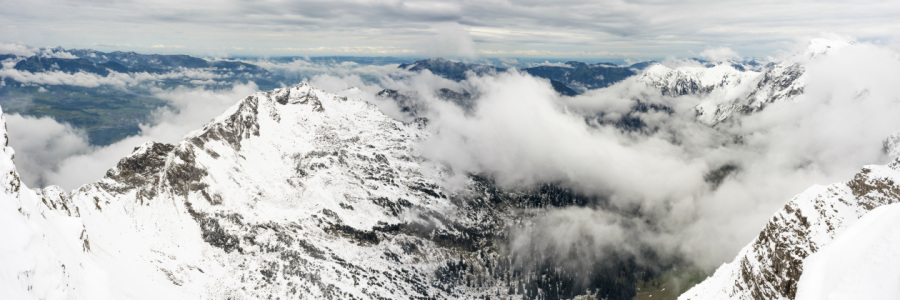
[
  {"x1": 399, "y1": 40, "x2": 900, "y2": 270},
  {"x1": 419, "y1": 70, "x2": 707, "y2": 204},
  {"x1": 150, "y1": 44, "x2": 186, "y2": 49},
  {"x1": 0, "y1": 67, "x2": 229, "y2": 88},
  {"x1": 510, "y1": 207, "x2": 651, "y2": 269},
  {"x1": 425, "y1": 23, "x2": 478, "y2": 59},
  {"x1": 7, "y1": 83, "x2": 260, "y2": 190},
  {"x1": 6, "y1": 38, "x2": 900, "y2": 276},
  {"x1": 699, "y1": 46, "x2": 740, "y2": 61},
  {"x1": 0, "y1": 43, "x2": 35, "y2": 56},
  {"x1": 4, "y1": 115, "x2": 93, "y2": 188},
  {"x1": 38, "y1": 48, "x2": 77, "y2": 59}
]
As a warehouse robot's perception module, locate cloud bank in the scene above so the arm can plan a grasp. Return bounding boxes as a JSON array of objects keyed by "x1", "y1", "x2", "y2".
[
  {"x1": 3, "y1": 1, "x2": 900, "y2": 58},
  {"x1": 393, "y1": 39, "x2": 900, "y2": 269},
  {"x1": 6, "y1": 84, "x2": 259, "y2": 190}
]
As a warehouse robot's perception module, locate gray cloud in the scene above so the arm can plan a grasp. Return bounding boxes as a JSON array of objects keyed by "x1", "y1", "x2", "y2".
[{"x1": 2, "y1": 0, "x2": 899, "y2": 58}]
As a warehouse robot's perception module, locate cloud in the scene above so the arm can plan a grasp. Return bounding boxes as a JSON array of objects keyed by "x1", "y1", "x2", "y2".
[
  {"x1": 0, "y1": 66, "x2": 230, "y2": 88},
  {"x1": 38, "y1": 47, "x2": 78, "y2": 59},
  {"x1": 392, "y1": 40, "x2": 900, "y2": 271},
  {"x1": 509, "y1": 206, "x2": 673, "y2": 267},
  {"x1": 419, "y1": 70, "x2": 707, "y2": 204},
  {"x1": 0, "y1": 43, "x2": 36, "y2": 56},
  {"x1": 0, "y1": 69, "x2": 133, "y2": 88},
  {"x1": 6, "y1": 83, "x2": 260, "y2": 190},
  {"x1": 6, "y1": 0, "x2": 898, "y2": 58},
  {"x1": 150, "y1": 44, "x2": 186, "y2": 49},
  {"x1": 272, "y1": 46, "x2": 418, "y2": 54},
  {"x1": 4, "y1": 115, "x2": 93, "y2": 188},
  {"x1": 477, "y1": 49, "x2": 641, "y2": 58},
  {"x1": 699, "y1": 46, "x2": 740, "y2": 61},
  {"x1": 424, "y1": 23, "x2": 478, "y2": 59},
  {"x1": 6, "y1": 38, "x2": 900, "y2": 277}
]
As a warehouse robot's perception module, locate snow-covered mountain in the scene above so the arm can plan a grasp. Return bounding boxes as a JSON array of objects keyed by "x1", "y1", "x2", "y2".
[
  {"x1": 1, "y1": 82, "x2": 658, "y2": 299},
  {"x1": 637, "y1": 38, "x2": 853, "y2": 125},
  {"x1": 793, "y1": 202, "x2": 900, "y2": 300},
  {"x1": 4, "y1": 37, "x2": 897, "y2": 300},
  {"x1": 0, "y1": 83, "x2": 484, "y2": 299},
  {"x1": 679, "y1": 159, "x2": 900, "y2": 300}
]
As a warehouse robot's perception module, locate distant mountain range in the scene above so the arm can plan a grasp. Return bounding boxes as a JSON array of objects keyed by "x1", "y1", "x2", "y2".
[
  {"x1": 0, "y1": 48, "x2": 287, "y2": 145},
  {"x1": 0, "y1": 43, "x2": 798, "y2": 146},
  {"x1": 0, "y1": 48, "x2": 654, "y2": 146},
  {"x1": 398, "y1": 57, "x2": 644, "y2": 96}
]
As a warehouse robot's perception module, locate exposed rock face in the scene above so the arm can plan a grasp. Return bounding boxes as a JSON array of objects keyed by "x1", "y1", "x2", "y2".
[
  {"x1": 679, "y1": 159, "x2": 900, "y2": 300},
  {"x1": 740, "y1": 63, "x2": 805, "y2": 113},
  {"x1": 883, "y1": 132, "x2": 900, "y2": 158},
  {"x1": 75, "y1": 83, "x2": 469, "y2": 299}
]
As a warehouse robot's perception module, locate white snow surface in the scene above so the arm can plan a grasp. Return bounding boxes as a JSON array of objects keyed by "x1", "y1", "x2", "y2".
[
  {"x1": 0, "y1": 112, "x2": 108, "y2": 299},
  {"x1": 795, "y1": 203, "x2": 900, "y2": 300},
  {"x1": 0, "y1": 83, "x2": 500, "y2": 299},
  {"x1": 679, "y1": 160, "x2": 900, "y2": 300}
]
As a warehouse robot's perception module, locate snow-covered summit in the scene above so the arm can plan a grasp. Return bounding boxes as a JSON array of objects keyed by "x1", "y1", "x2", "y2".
[
  {"x1": 0, "y1": 83, "x2": 516, "y2": 299},
  {"x1": 639, "y1": 63, "x2": 755, "y2": 98},
  {"x1": 637, "y1": 38, "x2": 857, "y2": 125},
  {"x1": 793, "y1": 37, "x2": 854, "y2": 62}
]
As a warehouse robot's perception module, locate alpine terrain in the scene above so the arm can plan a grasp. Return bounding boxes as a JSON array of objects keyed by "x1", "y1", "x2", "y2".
[
  {"x1": 3, "y1": 38, "x2": 900, "y2": 300},
  {"x1": 0, "y1": 83, "x2": 661, "y2": 299},
  {"x1": 669, "y1": 39, "x2": 900, "y2": 299}
]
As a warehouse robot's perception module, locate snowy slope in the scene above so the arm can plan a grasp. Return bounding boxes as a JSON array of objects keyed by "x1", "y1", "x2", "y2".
[
  {"x1": 3, "y1": 80, "x2": 695, "y2": 300},
  {"x1": 638, "y1": 38, "x2": 854, "y2": 125},
  {"x1": 639, "y1": 62, "x2": 757, "y2": 98},
  {"x1": 638, "y1": 62, "x2": 757, "y2": 124},
  {"x1": 0, "y1": 83, "x2": 520, "y2": 299},
  {"x1": 0, "y1": 111, "x2": 108, "y2": 299},
  {"x1": 679, "y1": 159, "x2": 900, "y2": 300},
  {"x1": 794, "y1": 203, "x2": 900, "y2": 300}
]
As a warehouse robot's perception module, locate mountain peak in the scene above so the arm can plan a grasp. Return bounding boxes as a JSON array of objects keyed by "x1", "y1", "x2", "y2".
[
  {"x1": 5, "y1": 82, "x2": 486, "y2": 299},
  {"x1": 802, "y1": 37, "x2": 854, "y2": 59}
]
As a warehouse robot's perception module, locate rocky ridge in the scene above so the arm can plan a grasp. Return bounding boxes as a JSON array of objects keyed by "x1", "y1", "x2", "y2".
[
  {"x1": 679, "y1": 159, "x2": 900, "y2": 300},
  {"x1": 1, "y1": 83, "x2": 480, "y2": 299}
]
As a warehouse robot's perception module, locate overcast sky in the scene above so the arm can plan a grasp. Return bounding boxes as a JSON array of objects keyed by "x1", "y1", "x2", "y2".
[{"x1": 2, "y1": 0, "x2": 899, "y2": 58}]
